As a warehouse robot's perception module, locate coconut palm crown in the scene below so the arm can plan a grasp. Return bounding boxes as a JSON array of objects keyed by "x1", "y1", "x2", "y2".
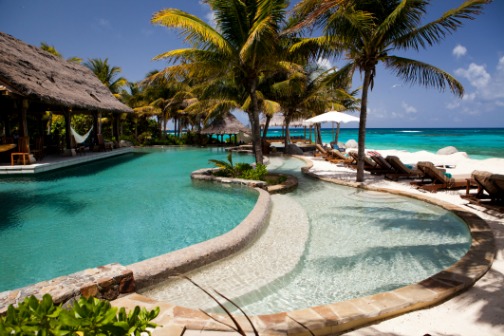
[
  {"x1": 293, "y1": 0, "x2": 490, "y2": 181},
  {"x1": 151, "y1": 0, "x2": 289, "y2": 164}
]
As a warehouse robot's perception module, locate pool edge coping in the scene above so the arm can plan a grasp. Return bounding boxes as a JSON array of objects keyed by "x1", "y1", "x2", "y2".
[
  {"x1": 128, "y1": 187, "x2": 272, "y2": 289},
  {"x1": 112, "y1": 155, "x2": 495, "y2": 336}
]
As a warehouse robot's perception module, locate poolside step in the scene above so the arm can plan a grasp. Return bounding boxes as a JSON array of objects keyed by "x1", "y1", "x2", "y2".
[{"x1": 139, "y1": 194, "x2": 310, "y2": 312}]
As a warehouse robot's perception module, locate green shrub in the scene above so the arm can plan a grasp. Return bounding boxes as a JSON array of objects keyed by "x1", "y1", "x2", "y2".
[
  {"x1": 0, "y1": 294, "x2": 159, "y2": 335},
  {"x1": 240, "y1": 164, "x2": 267, "y2": 181},
  {"x1": 209, "y1": 153, "x2": 268, "y2": 181}
]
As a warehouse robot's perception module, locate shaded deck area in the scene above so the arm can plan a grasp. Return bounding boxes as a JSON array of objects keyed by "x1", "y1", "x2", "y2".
[{"x1": 0, "y1": 147, "x2": 133, "y2": 175}]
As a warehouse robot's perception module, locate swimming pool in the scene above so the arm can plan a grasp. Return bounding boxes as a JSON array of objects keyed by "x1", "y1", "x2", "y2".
[
  {"x1": 0, "y1": 148, "x2": 257, "y2": 292},
  {"x1": 141, "y1": 156, "x2": 471, "y2": 315}
]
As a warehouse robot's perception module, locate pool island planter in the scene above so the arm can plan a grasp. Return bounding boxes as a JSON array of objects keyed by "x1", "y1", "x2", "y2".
[{"x1": 190, "y1": 167, "x2": 298, "y2": 194}]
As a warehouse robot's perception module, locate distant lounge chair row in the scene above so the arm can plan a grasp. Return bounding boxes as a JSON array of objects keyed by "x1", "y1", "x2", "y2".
[{"x1": 314, "y1": 147, "x2": 484, "y2": 194}]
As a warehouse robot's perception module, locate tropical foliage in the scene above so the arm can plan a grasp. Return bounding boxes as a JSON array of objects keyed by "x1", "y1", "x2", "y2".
[
  {"x1": 40, "y1": 42, "x2": 82, "y2": 63},
  {"x1": 209, "y1": 152, "x2": 268, "y2": 181},
  {"x1": 151, "y1": 0, "x2": 291, "y2": 164},
  {"x1": 292, "y1": 0, "x2": 490, "y2": 181},
  {"x1": 0, "y1": 294, "x2": 159, "y2": 335},
  {"x1": 84, "y1": 58, "x2": 128, "y2": 95}
]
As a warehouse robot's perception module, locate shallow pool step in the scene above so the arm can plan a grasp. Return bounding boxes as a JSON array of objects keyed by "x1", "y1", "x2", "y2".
[{"x1": 139, "y1": 194, "x2": 310, "y2": 311}]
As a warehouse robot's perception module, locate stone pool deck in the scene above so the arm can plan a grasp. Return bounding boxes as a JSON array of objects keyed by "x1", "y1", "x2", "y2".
[{"x1": 0, "y1": 147, "x2": 133, "y2": 174}]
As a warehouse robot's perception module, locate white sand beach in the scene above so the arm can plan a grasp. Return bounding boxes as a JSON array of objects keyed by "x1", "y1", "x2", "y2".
[{"x1": 307, "y1": 149, "x2": 504, "y2": 336}]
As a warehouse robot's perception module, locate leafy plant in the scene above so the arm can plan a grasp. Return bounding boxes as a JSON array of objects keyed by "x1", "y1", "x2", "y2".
[
  {"x1": 209, "y1": 152, "x2": 238, "y2": 177},
  {"x1": 240, "y1": 164, "x2": 267, "y2": 181},
  {"x1": 209, "y1": 153, "x2": 268, "y2": 181},
  {"x1": 0, "y1": 294, "x2": 159, "y2": 336}
]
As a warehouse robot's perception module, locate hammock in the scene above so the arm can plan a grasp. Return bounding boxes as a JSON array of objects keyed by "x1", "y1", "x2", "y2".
[{"x1": 71, "y1": 126, "x2": 93, "y2": 145}]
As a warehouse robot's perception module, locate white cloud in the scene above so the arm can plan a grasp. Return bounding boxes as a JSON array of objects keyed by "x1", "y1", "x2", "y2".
[
  {"x1": 455, "y1": 63, "x2": 491, "y2": 89},
  {"x1": 455, "y1": 57, "x2": 504, "y2": 102},
  {"x1": 452, "y1": 44, "x2": 467, "y2": 58},
  {"x1": 317, "y1": 57, "x2": 332, "y2": 70},
  {"x1": 206, "y1": 11, "x2": 217, "y2": 27},
  {"x1": 401, "y1": 102, "x2": 417, "y2": 114}
]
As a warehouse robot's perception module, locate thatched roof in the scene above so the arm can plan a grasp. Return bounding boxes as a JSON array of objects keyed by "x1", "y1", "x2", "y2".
[
  {"x1": 261, "y1": 113, "x2": 307, "y2": 127},
  {"x1": 0, "y1": 32, "x2": 132, "y2": 113},
  {"x1": 200, "y1": 113, "x2": 251, "y2": 135}
]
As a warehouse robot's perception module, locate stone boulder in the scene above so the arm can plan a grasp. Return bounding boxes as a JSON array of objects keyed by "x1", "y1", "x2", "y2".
[
  {"x1": 345, "y1": 139, "x2": 358, "y2": 149},
  {"x1": 284, "y1": 143, "x2": 304, "y2": 155},
  {"x1": 437, "y1": 146, "x2": 458, "y2": 155}
]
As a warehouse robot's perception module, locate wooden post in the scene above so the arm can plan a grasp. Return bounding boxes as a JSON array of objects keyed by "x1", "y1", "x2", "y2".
[
  {"x1": 64, "y1": 109, "x2": 73, "y2": 156},
  {"x1": 113, "y1": 113, "x2": 120, "y2": 146}
]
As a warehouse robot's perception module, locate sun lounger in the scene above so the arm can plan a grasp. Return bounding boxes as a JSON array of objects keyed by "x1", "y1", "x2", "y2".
[
  {"x1": 461, "y1": 171, "x2": 504, "y2": 211},
  {"x1": 315, "y1": 143, "x2": 328, "y2": 158},
  {"x1": 383, "y1": 156, "x2": 423, "y2": 181},
  {"x1": 347, "y1": 151, "x2": 389, "y2": 174},
  {"x1": 370, "y1": 155, "x2": 396, "y2": 175},
  {"x1": 326, "y1": 149, "x2": 354, "y2": 164},
  {"x1": 412, "y1": 161, "x2": 470, "y2": 192}
]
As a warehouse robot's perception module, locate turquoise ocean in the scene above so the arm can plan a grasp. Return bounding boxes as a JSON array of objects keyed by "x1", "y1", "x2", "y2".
[{"x1": 265, "y1": 128, "x2": 504, "y2": 160}]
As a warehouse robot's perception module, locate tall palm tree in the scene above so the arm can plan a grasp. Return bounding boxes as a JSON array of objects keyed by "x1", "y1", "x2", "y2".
[
  {"x1": 151, "y1": 0, "x2": 288, "y2": 164},
  {"x1": 294, "y1": 0, "x2": 490, "y2": 181},
  {"x1": 84, "y1": 58, "x2": 127, "y2": 95}
]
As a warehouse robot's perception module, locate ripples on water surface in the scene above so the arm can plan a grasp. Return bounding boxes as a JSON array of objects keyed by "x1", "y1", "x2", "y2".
[
  {"x1": 164, "y1": 157, "x2": 471, "y2": 315},
  {"x1": 0, "y1": 148, "x2": 257, "y2": 292}
]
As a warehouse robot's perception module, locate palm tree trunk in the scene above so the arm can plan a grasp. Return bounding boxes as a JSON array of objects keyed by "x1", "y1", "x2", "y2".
[
  {"x1": 248, "y1": 79, "x2": 264, "y2": 164},
  {"x1": 284, "y1": 115, "x2": 292, "y2": 145},
  {"x1": 262, "y1": 115, "x2": 272, "y2": 142},
  {"x1": 357, "y1": 69, "x2": 372, "y2": 182}
]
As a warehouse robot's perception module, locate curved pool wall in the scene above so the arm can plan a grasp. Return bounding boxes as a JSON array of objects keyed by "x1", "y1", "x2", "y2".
[
  {"x1": 0, "y1": 153, "x2": 495, "y2": 336},
  {"x1": 0, "y1": 186, "x2": 272, "y2": 313},
  {"x1": 112, "y1": 156, "x2": 495, "y2": 336}
]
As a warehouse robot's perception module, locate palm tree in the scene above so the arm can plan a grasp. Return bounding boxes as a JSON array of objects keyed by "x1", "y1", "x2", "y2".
[
  {"x1": 40, "y1": 42, "x2": 82, "y2": 63},
  {"x1": 294, "y1": 0, "x2": 489, "y2": 181},
  {"x1": 151, "y1": 0, "x2": 288, "y2": 164},
  {"x1": 270, "y1": 60, "x2": 359, "y2": 146},
  {"x1": 84, "y1": 58, "x2": 127, "y2": 95}
]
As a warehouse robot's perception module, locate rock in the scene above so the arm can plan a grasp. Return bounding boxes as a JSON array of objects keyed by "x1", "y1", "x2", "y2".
[
  {"x1": 284, "y1": 143, "x2": 304, "y2": 155},
  {"x1": 119, "y1": 140, "x2": 133, "y2": 147},
  {"x1": 437, "y1": 146, "x2": 458, "y2": 155},
  {"x1": 345, "y1": 139, "x2": 358, "y2": 148},
  {"x1": 337, "y1": 142, "x2": 346, "y2": 149}
]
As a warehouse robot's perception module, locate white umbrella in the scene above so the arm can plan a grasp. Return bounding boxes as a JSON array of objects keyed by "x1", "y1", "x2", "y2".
[
  {"x1": 305, "y1": 111, "x2": 360, "y2": 145},
  {"x1": 305, "y1": 111, "x2": 360, "y2": 124}
]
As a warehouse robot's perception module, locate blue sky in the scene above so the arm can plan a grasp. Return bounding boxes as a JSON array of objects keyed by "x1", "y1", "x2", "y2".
[{"x1": 0, "y1": 0, "x2": 503, "y2": 128}]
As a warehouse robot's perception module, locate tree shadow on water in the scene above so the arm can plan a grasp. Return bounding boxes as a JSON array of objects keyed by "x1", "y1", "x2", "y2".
[{"x1": 0, "y1": 189, "x2": 87, "y2": 231}]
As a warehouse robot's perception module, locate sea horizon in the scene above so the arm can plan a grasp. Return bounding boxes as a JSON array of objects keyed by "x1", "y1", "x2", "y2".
[{"x1": 265, "y1": 127, "x2": 504, "y2": 160}]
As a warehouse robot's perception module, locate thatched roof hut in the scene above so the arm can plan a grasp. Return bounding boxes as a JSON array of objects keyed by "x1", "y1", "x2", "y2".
[
  {"x1": 260, "y1": 113, "x2": 307, "y2": 127},
  {"x1": 201, "y1": 113, "x2": 250, "y2": 135},
  {"x1": 0, "y1": 32, "x2": 132, "y2": 113}
]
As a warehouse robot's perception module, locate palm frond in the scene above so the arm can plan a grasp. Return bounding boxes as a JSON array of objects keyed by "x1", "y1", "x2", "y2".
[
  {"x1": 384, "y1": 56, "x2": 464, "y2": 97},
  {"x1": 152, "y1": 8, "x2": 232, "y2": 54},
  {"x1": 394, "y1": 0, "x2": 491, "y2": 50},
  {"x1": 289, "y1": 36, "x2": 343, "y2": 60}
]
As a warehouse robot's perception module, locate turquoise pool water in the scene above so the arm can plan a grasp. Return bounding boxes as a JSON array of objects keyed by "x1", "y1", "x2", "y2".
[
  {"x1": 0, "y1": 148, "x2": 257, "y2": 292},
  {"x1": 231, "y1": 157, "x2": 471, "y2": 314},
  {"x1": 142, "y1": 156, "x2": 471, "y2": 315}
]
